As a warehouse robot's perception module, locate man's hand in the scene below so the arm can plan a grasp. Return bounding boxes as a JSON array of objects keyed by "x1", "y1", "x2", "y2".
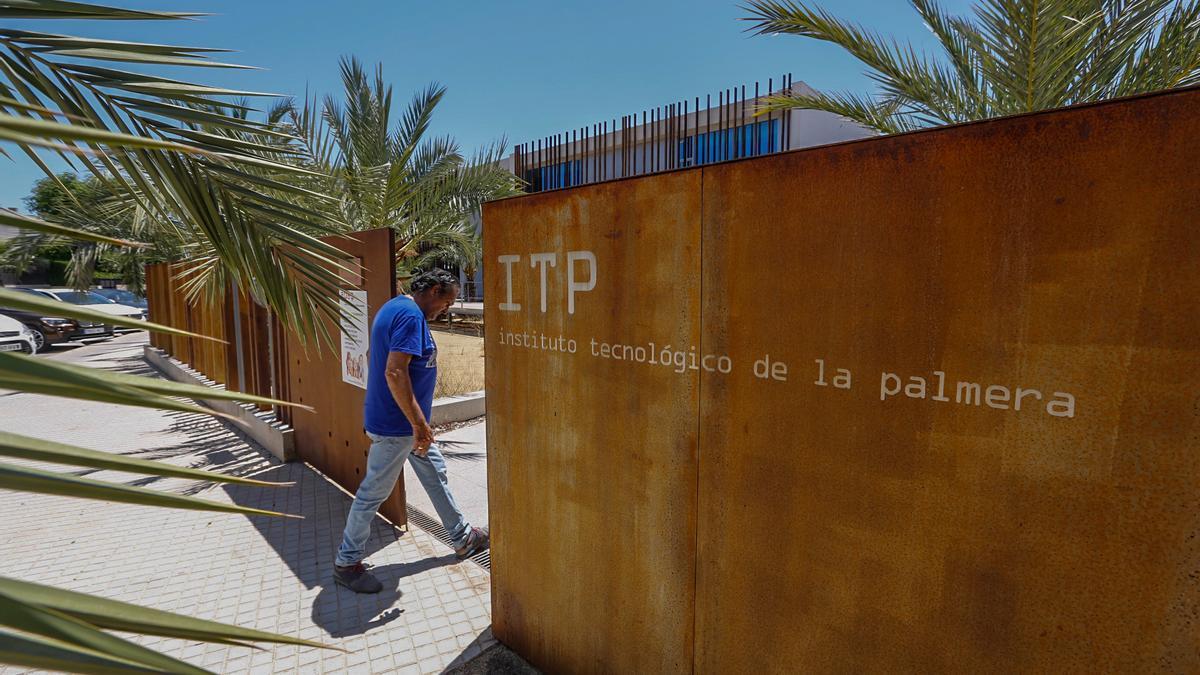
[
  {"x1": 413, "y1": 421, "x2": 434, "y2": 458},
  {"x1": 384, "y1": 351, "x2": 435, "y2": 457}
]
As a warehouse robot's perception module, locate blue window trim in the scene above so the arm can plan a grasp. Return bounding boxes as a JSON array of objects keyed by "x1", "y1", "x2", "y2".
[{"x1": 678, "y1": 119, "x2": 778, "y2": 167}]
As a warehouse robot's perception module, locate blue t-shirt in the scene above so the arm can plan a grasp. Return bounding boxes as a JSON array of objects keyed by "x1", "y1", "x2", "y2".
[{"x1": 363, "y1": 296, "x2": 437, "y2": 437}]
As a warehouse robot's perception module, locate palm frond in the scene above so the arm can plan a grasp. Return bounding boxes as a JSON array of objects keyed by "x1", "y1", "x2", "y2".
[{"x1": 743, "y1": 0, "x2": 1200, "y2": 131}]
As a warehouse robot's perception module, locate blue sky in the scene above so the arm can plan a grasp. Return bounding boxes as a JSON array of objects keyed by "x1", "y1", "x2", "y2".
[{"x1": 0, "y1": 0, "x2": 978, "y2": 208}]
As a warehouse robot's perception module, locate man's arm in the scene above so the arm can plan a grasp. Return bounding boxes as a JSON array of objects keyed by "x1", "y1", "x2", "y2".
[{"x1": 384, "y1": 351, "x2": 434, "y2": 456}]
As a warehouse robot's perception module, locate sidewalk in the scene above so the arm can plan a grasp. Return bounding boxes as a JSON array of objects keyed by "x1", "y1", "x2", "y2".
[
  {"x1": 406, "y1": 420, "x2": 489, "y2": 542},
  {"x1": 0, "y1": 334, "x2": 495, "y2": 674}
]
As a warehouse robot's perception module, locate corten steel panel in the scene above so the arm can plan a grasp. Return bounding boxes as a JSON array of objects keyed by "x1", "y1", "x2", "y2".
[
  {"x1": 696, "y1": 89, "x2": 1200, "y2": 671},
  {"x1": 145, "y1": 263, "x2": 167, "y2": 350},
  {"x1": 284, "y1": 228, "x2": 407, "y2": 525},
  {"x1": 484, "y1": 172, "x2": 702, "y2": 674}
]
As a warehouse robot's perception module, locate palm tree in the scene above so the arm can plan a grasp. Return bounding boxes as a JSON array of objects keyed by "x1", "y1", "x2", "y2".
[
  {"x1": 0, "y1": 2, "x2": 348, "y2": 670},
  {"x1": 743, "y1": 0, "x2": 1200, "y2": 134},
  {"x1": 278, "y1": 57, "x2": 521, "y2": 277},
  {"x1": 0, "y1": 4, "x2": 355, "y2": 337},
  {"x1": 3, "y1": 174, "x2": 178, "y2": 292}
]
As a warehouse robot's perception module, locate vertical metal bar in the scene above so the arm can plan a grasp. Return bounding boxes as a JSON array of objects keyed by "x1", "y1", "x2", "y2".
[
  {"x1": 677, "y1": 100, "x2": 683, "y2": 168},
  {"x1": 785, "y1": 74, "x2": 792, "y2": 151},
  {"x1": 726, "y1": 88, "x2": 733, "y2": 160},
  {"x1": 619, "y1": 116, "x2": 624, "y2": 178},
  {"x1": 740, "y1": 85, "x2": 746, "y2": 158},
  {"x1": 659, "y1": 106, "x2": 664, "y2": 171},
  {"x1": 674, "y1": 102, "x2": 680, "y2": 169},
  {"x1": 705, "y1": 94, "x2": 712, "y2": 164},
  {"x1": 767, "y1": 77, "x2": 775, "y2": 153},
  {"x1": 678, "y1": 101, "x2": 684, "y2": 168},
  {"x1": 265, "y1": 307, "x2": 275, "y2": 403},
  {"x1": 604, "y1": 119, "x2": 614, "y2": 180},
  {"x1": 648, "y1": 108, "x2": 654, "y2": 173},
  {"x1": 230, "y1": 281, "x2": 245, "y2": 393},
  {"x1": 718, "y1": 90, "x2": 724, "y2": 162},
  {"x1": 754, "y1": 81, "x2": 761, "y2": 156},
  {"x1": 640, "y1": 110, "x2": 647, "y2": 175},
  {"x1": 733, "y1": 86, "x2": 740, "y2": 159},
  {"x1": 623, "y1": 115, "x2": 628, "y2": 177},
  {"x1": 667, "y1": 104, "x2": 673, "y2": 170},
  {"x1": 597, "y1": 119, "x2": 604, "y2": 180},
  {"x1": 681, "y1": 99, "x2": 688, "y2": 168},
  {"x1": 662, "y1": 106, "x2": 672, "y2": 170},
  {"x1": 651, "y1": 108, "x2": 657, "y2": 173},
  {"x1": 610, "y1": 119, "x2": 615, "y2": 179},
  {"x1": 657, "y1": 106, "x2": 662, "y2": 171}
]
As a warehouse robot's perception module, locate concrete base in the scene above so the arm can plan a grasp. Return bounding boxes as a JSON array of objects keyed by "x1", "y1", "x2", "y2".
[
  {"x1": 431, "y1": 390, "x2": 486, "y2": 425},
  {"x1": 143, "y1": 346, "x2": 296, "y2": 462}
]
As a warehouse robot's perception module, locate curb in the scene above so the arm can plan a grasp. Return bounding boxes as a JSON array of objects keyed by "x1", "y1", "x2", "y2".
[
  {"x1": 431, "y1": 390, "x2": 486, "y2": 425},
  {"x1": 143, "y1": 346, "x2": 297, "y2": 462}
]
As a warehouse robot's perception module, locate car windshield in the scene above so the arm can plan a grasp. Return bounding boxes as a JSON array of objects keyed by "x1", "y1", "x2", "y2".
[
  {"x1": 98, "y1": 289, "x2": 138, "y2": 303},
  {"x1": 56, "y1": 291, "x2": 111, "y2": 305},
  {"x1": 13, "y1": 288, "x2": 51, "y2": 298}
]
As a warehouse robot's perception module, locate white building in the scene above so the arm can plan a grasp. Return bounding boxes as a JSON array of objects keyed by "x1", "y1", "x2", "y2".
[
  {"x1": 461, "y1": 77, "x2": 874, "y2": 300},
  {"x1": 500, "y1": 78, "x2": 873, "y2": 190}
]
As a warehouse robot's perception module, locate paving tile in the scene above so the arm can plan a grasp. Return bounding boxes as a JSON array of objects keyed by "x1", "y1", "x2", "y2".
[{"x1": 0, "y1": 335, "x2": 496, "y2": 674}]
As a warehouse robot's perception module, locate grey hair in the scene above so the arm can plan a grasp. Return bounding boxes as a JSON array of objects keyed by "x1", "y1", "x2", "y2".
[{"x1": 409, "y1": 268, "x2": 460, "y2": 296}]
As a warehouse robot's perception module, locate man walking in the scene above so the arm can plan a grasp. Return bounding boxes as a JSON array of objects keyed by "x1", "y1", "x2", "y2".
[{"x1": 334, "y1": 269, "x2": 488, "y2": 593}]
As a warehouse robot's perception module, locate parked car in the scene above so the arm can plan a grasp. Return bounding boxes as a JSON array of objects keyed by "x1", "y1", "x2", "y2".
[
  {"x1": 2, "y1": 288, "x2": 113, "y2": 348},
  {"x1": 0, "y1": 313, "x2": 38, "y2": 355},
  {"x1": 20, "y1": 287, "x2": 147, "y2": 331},
  {"x1": 93, "y1": 287, "x2": 148, "y2": 310}
]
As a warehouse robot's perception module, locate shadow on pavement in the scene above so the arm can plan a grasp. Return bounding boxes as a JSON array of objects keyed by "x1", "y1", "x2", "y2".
[
  {"x1": 443, "y1": 631, "x2": 540, "y2": 675},
  {"x1": 308, "y1": 553, "x2": 459, "y2": 638}
]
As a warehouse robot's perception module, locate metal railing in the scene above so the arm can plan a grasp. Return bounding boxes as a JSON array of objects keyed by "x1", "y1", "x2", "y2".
[{"x1": 513, "y1": 74, "x2": 795, "y2": 192}]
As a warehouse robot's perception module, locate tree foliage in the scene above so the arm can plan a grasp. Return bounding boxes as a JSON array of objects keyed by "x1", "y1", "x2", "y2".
[
  {"x1": 744, "y1": 0, "x2": 1200, "y2": 133},
  {"x1": 277, "y1": 57, "x2": 521, "y2": 276}
]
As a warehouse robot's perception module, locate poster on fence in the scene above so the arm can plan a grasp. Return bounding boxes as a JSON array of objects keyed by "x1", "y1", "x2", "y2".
[{"x1": 340, "y1": 289, "x2": 369, "y2": 389}]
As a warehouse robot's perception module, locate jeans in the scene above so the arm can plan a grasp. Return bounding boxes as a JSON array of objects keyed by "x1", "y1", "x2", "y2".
[{"x1": 335, "y1": 432, "x2": 472, "y2": 567}]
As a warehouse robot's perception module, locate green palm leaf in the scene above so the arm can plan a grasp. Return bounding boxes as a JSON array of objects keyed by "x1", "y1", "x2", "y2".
[
  {"x1": 0, "y1": 630, "x2": 164, "y2": 675},
  {"x1": 742, "y1": 0, "x2": 1200, "y2": 131},
  {"x1": 0, "y1": 462, "x2": 297, "y2": 517},
  {"x1": 0, "y1": 579, "x2": 337, "y2": 650},
  {"x1": 0, "y1": 431, "x2": 292, "y2": 486},
  {"x1": 0, "y1": 592, "x2": 210, "y2": 675}
]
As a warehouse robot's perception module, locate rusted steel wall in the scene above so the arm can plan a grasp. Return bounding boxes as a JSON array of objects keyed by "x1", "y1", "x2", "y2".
[
  {"x1": 483, "y1": 87, "x2": 1200, "y2": 673},
  {"x1": 284, "y1": 228, "x2": 406, "y2": 526},
  {"x1": 145, "y1": 230, "x2": 405, "y2": 527},
  {"x1": 485, "y1": 172, "x2": 702, "y2": 674},
  {"x1": 145, "y1": 262, "x2": 231, "y2": 386}
]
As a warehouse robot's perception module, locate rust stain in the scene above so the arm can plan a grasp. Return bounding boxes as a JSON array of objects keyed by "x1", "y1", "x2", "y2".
[
  {"x1": 485, "y1": 87, "x2": 1200, "y2": 673},
  {"x1": 284, "y1": 228, "x2": 407, "y2": 526},
  {"x1": 485, "y1": 172, "x2": 701, "y2": 675}
]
